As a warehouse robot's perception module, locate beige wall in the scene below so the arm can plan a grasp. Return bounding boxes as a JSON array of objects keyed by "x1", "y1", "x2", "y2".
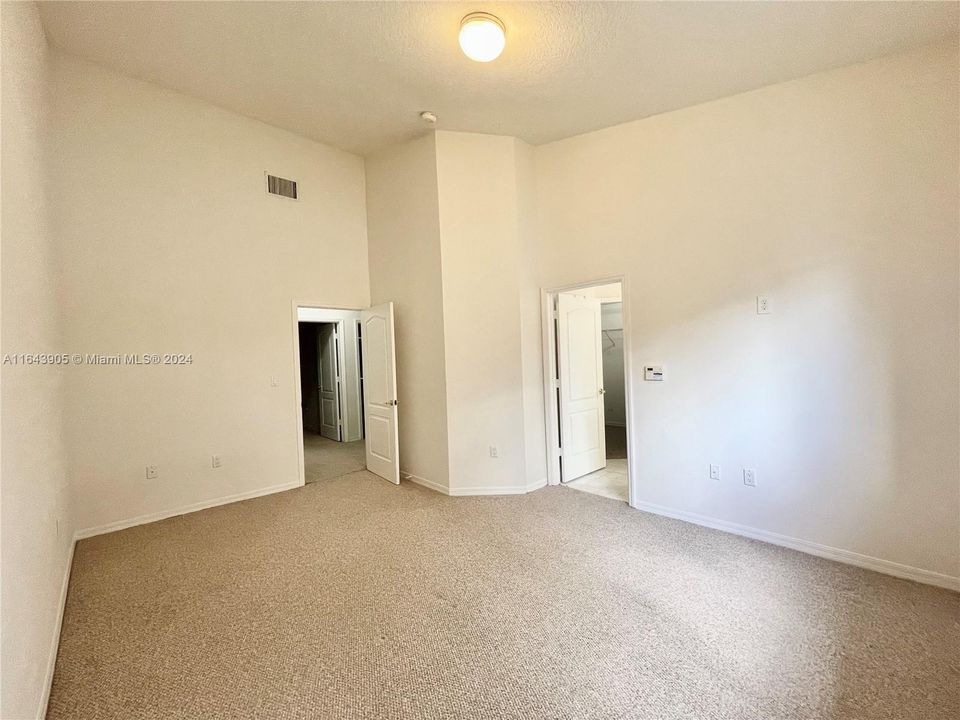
[
  {"x1": 365, "y1": 134, "x2": 450, "y2": 489},
  {"x1": 514, "y1": 139, "x2": 548, "y2": 487},
  {"x1": 0, "y1": 4, "x2": 73, "y2": 718},
  {"x1": 365, "y1": 132, "x2": 545, "y2": 494},
  {"x1": 535, "y1": 43, "x2": 959, "y2": 579},
  {"x1": 435, "y1": 132, "x2": 528, "y2": 492},
  {"x1": 50, "y1": 52, "x2": 370, "y2": 533},
  {"x1": 3, "y1": 32, "x2": 957, "y2": 720}
]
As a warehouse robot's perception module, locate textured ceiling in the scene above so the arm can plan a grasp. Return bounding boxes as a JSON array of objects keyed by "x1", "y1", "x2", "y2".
[{"x1": 39, "y1": 1, "x2": 959, "y2": 156}]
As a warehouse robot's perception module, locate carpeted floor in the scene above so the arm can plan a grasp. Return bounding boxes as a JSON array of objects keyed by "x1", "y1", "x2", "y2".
[
  {"x1": 303, "y1": 433, "x2": 366, "y2": 484},
  {"x1": 48, "y1": 474, "x2": 958, "y2": 719}
]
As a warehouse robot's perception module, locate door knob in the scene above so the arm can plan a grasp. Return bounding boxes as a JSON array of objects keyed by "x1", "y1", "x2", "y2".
[{"x1": 599, "y1": 388, "x2": 606, "y2": 395}]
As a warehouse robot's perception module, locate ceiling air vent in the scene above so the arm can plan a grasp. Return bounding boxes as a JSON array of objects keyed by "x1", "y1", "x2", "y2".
[{"x1": 266, "y1": 173, "x2": 298, "y2": 200}]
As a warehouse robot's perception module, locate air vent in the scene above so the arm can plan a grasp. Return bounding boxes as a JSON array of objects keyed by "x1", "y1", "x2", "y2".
[{"x1": 266, "y1": 173, "x2": 298, "y2": 200}]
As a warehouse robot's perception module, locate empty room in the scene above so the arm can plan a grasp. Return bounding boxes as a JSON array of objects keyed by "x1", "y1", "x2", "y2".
[{"x1": 1, "y1": 2, "x2": 958, "y2": 719}]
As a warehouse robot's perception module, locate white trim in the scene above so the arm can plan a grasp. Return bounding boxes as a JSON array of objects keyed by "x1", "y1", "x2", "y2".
[
  {"x1": 75, "y1": 481, "x2": 300, "y2": 540},
  {"x1": 291, "y1": 301, "x2": 365, "y2": 489},
  {"x1": 403, "y1": 472, "x2": 449, "y2": 495},
  {"x1": 525, "y1": 477, "x2": 548, "y2": 493},
  {"x1": 540, "y1": 289, "x2": 559, "y2": 486},
  {"x1": 632, "y1": 499, "x2": 959, "y2": 592},
  {"x1": 449, "y1": 486, "x2": 526, "y2": 496},
  {"x1": 37, "y1": 539, "x2": 75, "y2": 719},
  {"x1": 541, "y1": 275, "x2": 638, "y2": 508},
  {"x1": 404, "y1": 474, "x2": 548, "y2": 497},
  {"x1": 449, "y1": 482, "x2": 542, "y2": 496}
]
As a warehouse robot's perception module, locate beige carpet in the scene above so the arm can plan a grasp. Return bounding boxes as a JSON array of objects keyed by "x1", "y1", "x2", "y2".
[
  {"x1": 303, "y1": 434, "x2": 365, "y2": 484},
  {"x1": 48, "y1": 474, "x2": 958, "y2": 719}
]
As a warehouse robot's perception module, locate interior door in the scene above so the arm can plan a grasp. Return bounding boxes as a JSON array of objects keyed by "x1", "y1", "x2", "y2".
[
  {"x1": 557, "y1": 293, "x2": 606, "y2": 481},
  {"x1": 318, "y1": 323, "x2": 341, "y2": 441},
  {"x1": 360, "y1": 302, "x2": 400, "y2": 484}
]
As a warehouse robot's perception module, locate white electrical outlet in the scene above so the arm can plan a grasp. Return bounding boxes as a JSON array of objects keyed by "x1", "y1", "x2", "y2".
[
  {"x1": 710, "y1": 464, "x2": 721, "y2": 481},
  {"x1": 756, "y1": 296, "x2": 770, "y2": 314},
  {"x1": 489, "y1": 446, "x2": 499, "y2": 458},
  {"x1": 212, "y1": 454, "x2": 222, "y2": 469},
  {"x1": 145, "y1": 465, "x2": 159, "y2": 480},
  {"x1": 743, "y1": 468, "x2": 757, "y2": 487}
]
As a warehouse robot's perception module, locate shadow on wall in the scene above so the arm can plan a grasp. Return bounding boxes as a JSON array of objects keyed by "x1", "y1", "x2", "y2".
[
  {"x1": 629, "y1": 254, "x2": 957, "y2": 575},
  {"x1": 298, "y1": 322, "x2": 320, "y2": 434}
]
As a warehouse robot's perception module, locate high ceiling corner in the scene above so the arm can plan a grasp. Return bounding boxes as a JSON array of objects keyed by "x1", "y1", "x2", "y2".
[{"x1": 39, "y1": 1, "x2": 959, "y2": 155}]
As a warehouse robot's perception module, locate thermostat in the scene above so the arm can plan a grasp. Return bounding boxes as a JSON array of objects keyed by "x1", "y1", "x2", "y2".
[{"x1": 644, "y1": 366, "x2": 664, "y2": 381}]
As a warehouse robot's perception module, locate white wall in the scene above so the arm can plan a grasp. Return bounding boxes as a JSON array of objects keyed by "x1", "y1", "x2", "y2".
[
  {"x1": 365, "y1": 134, "x2": 450, "y2": 489},
  {"x1": 296, "y1": 307, "x2": 362, "y2": 443},
  {"x1": 365, "y1": 132, "x2": 544, "y2": 494},
  {"x1": 50, "y1": 52, "x2": 370, "y2": 533},
  {"x1": 435, "y1": 132, "x2": 530, "y2": 493},
  {"x1": 535, "y1": 43, "x2": 960, "y2": 580},
  {"x1": 514, "y1": 139, "x2": 548, "y2": 488},
  {"x1": 0, "y1": 4, "x2": 73, "y2": 718}
]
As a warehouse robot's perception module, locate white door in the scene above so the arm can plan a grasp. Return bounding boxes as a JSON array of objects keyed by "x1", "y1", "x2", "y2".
[
  {"x1": 318, "y1": 324, "x2": 341, "y2": 441},
  {"x1": 360, "y1": 302, "x2": 400, "y2": 484},
  {"x1": 557, "y1": 293, "x2": 606, "y2": 481}
]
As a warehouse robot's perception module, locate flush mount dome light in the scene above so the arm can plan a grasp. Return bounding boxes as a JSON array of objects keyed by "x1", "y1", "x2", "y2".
[{"x1": 459, "y1": 12, "x2": 506, "y2": 62}]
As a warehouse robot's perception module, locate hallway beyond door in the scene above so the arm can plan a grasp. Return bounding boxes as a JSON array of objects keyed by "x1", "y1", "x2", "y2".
[{"x1": 304, "y1": 435, "x2": 366, "y2": 484}]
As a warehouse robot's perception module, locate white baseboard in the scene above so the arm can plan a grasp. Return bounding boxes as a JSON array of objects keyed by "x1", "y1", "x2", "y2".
[
  {"x1": 449, "y1": 477, "x2": 548, "y2": 496},
  {"x1": 402, "y1": 472, "x2": 449, "y2": 495},
  {"x1": 631, "y1": 499, "x2": 959, "y2": 592},
  {"x1": 404, "y1": 474, "x2": 548, "y2": 497},
  {"x1": 75, "y1": 480, "x2": 301, "y2": 540}
]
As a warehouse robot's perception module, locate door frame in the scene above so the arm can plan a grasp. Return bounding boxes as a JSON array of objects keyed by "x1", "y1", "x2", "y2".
[
  {"x1": 291, "y1": 301, "x2": 363, "y2": 488},
  {"x1": 540, "y1": 276, "x2": 637, "y2": 507}
]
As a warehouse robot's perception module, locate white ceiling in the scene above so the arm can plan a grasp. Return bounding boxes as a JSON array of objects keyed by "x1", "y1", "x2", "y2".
[{"x1": 39, "y1": 1, "x2": 959, "y2": 156}]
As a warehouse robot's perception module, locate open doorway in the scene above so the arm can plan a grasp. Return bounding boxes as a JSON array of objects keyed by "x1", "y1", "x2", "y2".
[
  {"x1": 297, "y1": 314, "x2": 365, "y2": 483},
  {"x1": 293, "y1": 303, "x2": 401, "y2": 487},
  {"x1": 297, "y1": 316, "x2": 366, "y2": 483},
  {"x1": 542, "y1": 280, "x2": 634, "y2": 503}
]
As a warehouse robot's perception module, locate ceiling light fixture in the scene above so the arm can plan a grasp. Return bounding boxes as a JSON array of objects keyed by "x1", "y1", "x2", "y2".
[{"x1": 458, "y1": 12, "x2": 506, "y2": 63}]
